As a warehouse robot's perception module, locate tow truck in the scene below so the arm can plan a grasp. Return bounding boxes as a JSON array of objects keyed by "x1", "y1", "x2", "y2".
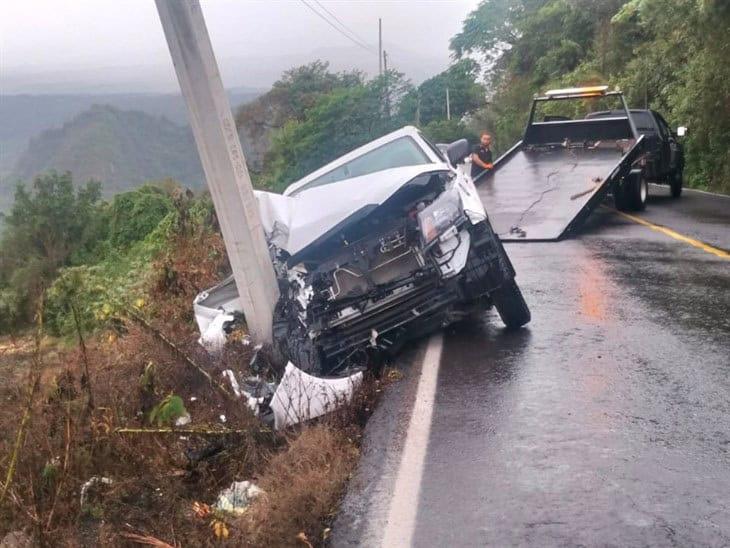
[{"x1": 475, "y1": 85, "x2": 650, "y2": 241}]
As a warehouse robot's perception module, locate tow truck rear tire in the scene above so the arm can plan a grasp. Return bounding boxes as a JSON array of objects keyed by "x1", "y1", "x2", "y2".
[
  {"x1": 616, "y1": 171, "x2": 647, "y2": 212},
  {"x1": 670, "y1": 171, "x2": 683, "y2": 198},
  {"x1": 492, "y1": 280, "x2": 531, "y2": 329}
]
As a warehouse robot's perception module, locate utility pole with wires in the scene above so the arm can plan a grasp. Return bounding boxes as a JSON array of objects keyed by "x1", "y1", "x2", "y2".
[
  {"x1": 155, "y1": 0, "x2": 279, "y2": 342},
  {"x1": 378, "y1": 18, "x2": 383, "y2": 76}
]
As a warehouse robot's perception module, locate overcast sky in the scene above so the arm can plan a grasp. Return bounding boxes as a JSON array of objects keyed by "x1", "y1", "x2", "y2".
[{"x1": 1, "y1": 0, "x2": 480, "y2": 93}]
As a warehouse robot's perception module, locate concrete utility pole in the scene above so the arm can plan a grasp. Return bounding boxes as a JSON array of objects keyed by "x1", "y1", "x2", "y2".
[
  {"x1": 378, "y1": 18, "x2": 383, "y2": 76},
  {"x1": 155, "y1": 0, "x2": 279, "y2": 342},
  {"x1": 383, "y1": 50, "x2": 390, "y2": 118},
  {"x1": 446, "y1": 87, "x2": 451, "y2": 121}
]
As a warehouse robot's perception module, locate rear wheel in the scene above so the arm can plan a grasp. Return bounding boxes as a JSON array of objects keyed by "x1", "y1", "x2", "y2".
[
  {"x1": 616, "y1": 172, "x2": 647, "y2": 211},
  {"x1": 492, "y1": 280, "x2": 531, "y2": 329},
  {"x1": 670, "y1": 170, "x2": 683, "y2": 198}
]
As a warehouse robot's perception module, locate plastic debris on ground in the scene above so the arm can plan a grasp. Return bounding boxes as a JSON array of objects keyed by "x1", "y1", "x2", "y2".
[
  {"x1": 197, "y1": 312, "x2": 235, "y2": 354},
  {"x1": 213, "y1": 481, "x2": 264, "y2": 516},
  {"x1": 271, "y1": 362, "x2": 363, "y2": 429},
  {"x1": 80, "y1": 476, "x2": 114, "y2": 507},
  {"x1": 201, "y1": 318, "x2": 363, "y2": 429},
  {"x1": 175, "y1": 412, "x2": 191, "y2": 426}
]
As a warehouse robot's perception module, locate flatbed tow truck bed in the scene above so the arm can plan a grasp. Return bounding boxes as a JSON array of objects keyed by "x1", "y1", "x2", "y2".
[{"x1": 475, "y1": 86, "x2": 647, "y2": 241}]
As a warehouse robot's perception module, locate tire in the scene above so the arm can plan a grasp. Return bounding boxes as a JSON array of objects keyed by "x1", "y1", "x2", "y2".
[
  {"x1": 620, "y1": 171, "x2": 647, "y2": 211},
  {"x1": 492, "y1": 279, "x2": 531, "y2": 329},
  {"x1": 613, "y1": 183, "x2": 628, "y2": 211},
  {"x1": 670, "y1": 170, "x2": 683, "y2": 198}
]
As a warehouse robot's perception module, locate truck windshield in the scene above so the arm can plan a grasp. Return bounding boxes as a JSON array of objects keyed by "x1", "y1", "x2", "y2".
[{"x1": 291, "y1": 136, "x2": 431, "y2": 195}]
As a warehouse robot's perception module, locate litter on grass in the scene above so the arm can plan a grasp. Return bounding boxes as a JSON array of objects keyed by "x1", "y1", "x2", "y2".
[{"x1": 214, "y1": 481, "x2": 264, "y2": 516}]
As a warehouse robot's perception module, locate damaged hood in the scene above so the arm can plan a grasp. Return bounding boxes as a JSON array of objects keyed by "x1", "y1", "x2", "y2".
[{"x1": 255, "y1": 164, "x2": 449, "y2": 256}]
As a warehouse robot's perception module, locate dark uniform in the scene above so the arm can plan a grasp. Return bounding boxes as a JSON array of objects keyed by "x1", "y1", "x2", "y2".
[{"x1": 471, "y1": 144, "x2": 493, "y2": 179}]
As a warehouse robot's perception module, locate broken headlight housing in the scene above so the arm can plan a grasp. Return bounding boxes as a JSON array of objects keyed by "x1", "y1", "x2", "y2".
[{"x1": 417, "y1": 188, "x2": 462, "y2": 245}]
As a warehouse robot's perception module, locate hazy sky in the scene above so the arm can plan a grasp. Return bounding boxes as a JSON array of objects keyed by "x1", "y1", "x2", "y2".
[{"x1": 1, "y1": 0, "x2": 480, "y2": 93}]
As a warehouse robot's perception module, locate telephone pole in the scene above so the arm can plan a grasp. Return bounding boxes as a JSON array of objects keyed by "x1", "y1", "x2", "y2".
[
  {"x1": 155, "y1": 0, "x2": 279, "y2": 342},
  {"x1": 378, "y1": 18, "x2": 383, "y2": 76},
  {"x1": 446, "y1": 87, "x2": 451, "y2": 121},
  {"x1": 383, "y1": 49, "x2": 390, "y2": 118}
]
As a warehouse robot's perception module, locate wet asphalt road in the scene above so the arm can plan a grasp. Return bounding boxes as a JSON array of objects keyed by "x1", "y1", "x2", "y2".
[{"x1": 332, "y1": 186, "x2": 730, "y2": 547}]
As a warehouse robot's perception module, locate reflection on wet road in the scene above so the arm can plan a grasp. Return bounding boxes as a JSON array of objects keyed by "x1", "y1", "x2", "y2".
[{"x1": 333, "y1": 187, "x2": 730, "y2": 547}]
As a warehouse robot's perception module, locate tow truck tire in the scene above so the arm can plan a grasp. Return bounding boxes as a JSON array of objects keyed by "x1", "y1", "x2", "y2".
[
  {"x1": 624, "y1": 172, "x2": 647, "y2": 211},
  {"x1": 670, "y1": 171, "x2": 683, "y2": 198},
  {"x1": 613, "y1": 183, "x2": 628, "y2": 211},
  {"x1": 492, "y1": 280, "x2": 531, "y2": 329}
]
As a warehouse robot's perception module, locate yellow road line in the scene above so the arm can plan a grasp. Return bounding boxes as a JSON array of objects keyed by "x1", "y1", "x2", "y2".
[{"x1": 607, "y1": 207, "x2": 730, "y2": 259}]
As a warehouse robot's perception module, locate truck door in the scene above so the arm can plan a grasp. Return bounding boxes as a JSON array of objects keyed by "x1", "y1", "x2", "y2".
[
  {"x1": 652, "y1": 112, "x2": 673, "y2": 176},
  {"x1": 655, "y1": 113, "x2": 679, "y2": 173}
]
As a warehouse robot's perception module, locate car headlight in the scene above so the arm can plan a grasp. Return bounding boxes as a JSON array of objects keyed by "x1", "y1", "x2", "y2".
[{"x1": 417, "y1": 189, "x2": 462, "y2": 245}]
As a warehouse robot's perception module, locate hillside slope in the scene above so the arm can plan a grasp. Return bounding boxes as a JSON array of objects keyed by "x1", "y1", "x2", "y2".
[
  {"x1": 4, "y1": 105, "x2": 205, "y2": 204},
  {"x1": 0, "y1": 90, "x2": 261, "y2": 179}
]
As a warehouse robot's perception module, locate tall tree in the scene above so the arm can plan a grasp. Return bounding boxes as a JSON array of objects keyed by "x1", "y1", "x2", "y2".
[{"x1": 0, "y1": 172, "x2": 103, "y2": 324}]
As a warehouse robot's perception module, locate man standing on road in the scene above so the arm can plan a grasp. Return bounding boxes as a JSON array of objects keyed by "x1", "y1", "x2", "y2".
[{"x1": 471, "y1": 132, "x2": 494, "y2": 181}]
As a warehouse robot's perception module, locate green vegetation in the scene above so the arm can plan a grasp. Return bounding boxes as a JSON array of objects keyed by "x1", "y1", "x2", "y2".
[
  {"x1": 452, "y1": 0, "x2": 730, "y2": 192},
  {"x1": 0, "y1": 173, "x2": 195, "y2": 336},
  {"x1": 250, "y1": 60, "x2": 485, "y2": 191}
]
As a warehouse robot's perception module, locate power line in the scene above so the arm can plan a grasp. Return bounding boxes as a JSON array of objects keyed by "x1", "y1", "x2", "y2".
[
  {"x1": 312, "y1": 0, "x2": 375, "y2": 52},
  {"x1": 299, "y1": 0, "x2": 377, "y2": 55}
]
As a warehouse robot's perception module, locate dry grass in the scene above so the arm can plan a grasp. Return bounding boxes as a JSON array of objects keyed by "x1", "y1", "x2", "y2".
[
  {"x1": 0, "y1": 227, "x2": 378, "y2": 546},
  {"x1": 234, "y1": 426, "x2": 360, "y2": 547}
]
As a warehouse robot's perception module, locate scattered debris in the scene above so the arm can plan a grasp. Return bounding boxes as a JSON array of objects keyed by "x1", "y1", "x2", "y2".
[
  {"x1": 79, "y1": 476, "x2": 113, "y2": 508},
  {"x1": 174, "y1": 412, "x2": 191, "y2": 427},
  {"x1": 213, "y1": 481, "x2": 264, "y2": 516},
  {"x1": 271, "y1": 362, "x2": 363, "y2": 429},
  {"x1": 222, "y1": 369, "x2": 242, "y2": 398},
  {"x1": 296, "y1": 531, "x2": 314, "y2": 548},
  {"x1": 198, "y1": 312, "x2": 235, "y2": 354}
]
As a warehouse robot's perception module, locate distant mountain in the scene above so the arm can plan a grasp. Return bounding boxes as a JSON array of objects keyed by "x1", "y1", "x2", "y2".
[
  {"x1": 0, "y1": 89, "x2": 262, "y2": 179},
  {"x1": 2, "y1": 105, "x2": 206, "y2": 209}
]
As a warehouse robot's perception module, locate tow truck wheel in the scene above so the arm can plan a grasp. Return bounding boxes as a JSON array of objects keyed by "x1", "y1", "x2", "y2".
[
  {"x1": 670, "y1": 171, "x2": 683, "y2": 198},
  {"x1": 492, "y1": 280, "x2": 531, "y2": 329},
  {"x1": 623, "y1": 171, "x2": 647, "y2": 211},
  {"x1": 613, "y1": 184, "x2": 628, "y2": 211}
]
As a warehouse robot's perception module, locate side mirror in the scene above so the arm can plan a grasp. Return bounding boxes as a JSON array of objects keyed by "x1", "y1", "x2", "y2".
[
  {"x1": 677, "y1": 126, "x2": 687, "y2": 137},
  {"x1": 445, "y1": 138, "x2": 470, "y2": 166}
]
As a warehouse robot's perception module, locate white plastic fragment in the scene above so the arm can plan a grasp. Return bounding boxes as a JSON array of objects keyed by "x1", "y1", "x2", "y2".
[
  {"x1": 270, "y1": 362, "x2": 363, "y2": 429},
  {"x1": 198, "y1": 311, "x2": 235, "y2": 354},
  {"x1": 213, "y1": 481, "x2": 264, "y2": 516},
  {"x1": 219, "y1": 414, "x2": 227, "y2": 423},
  {"x1": 222, "y1": 369, "x2": 242, "y2": 398},
  {"x1": 175, "y1": 412, "x2": 191, "y2": 426},
  {"x1": 80, "y1": 476, "x2": 113, "y2": 508}
]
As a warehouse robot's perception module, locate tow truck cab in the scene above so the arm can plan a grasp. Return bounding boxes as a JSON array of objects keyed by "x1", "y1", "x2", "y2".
[{"x1": 585, "y1": 109, "x2": 685, "y2": 197}]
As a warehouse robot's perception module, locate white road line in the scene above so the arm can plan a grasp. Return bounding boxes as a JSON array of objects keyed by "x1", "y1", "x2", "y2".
[
  {"x1": 381, "y1": 334, "x2": 444, "y2": 548},
  {"x1": 648, "y1": 182, "x2": 730, "y2": 199}
]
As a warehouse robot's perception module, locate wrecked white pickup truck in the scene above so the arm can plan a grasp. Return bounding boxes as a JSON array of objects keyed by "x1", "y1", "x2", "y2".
[{"x1": 194, "y1": 126, "x2": 530, "y2": 427}]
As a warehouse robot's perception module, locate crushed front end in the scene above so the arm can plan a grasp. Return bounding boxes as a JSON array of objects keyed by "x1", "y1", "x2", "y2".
[{"x1": 271, "y1": 170, "x2": 529, "y2": 377}]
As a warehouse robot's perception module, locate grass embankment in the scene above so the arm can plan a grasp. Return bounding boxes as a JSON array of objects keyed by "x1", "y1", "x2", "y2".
[{"x1": 0, "y1": 219, "x2": 377, "y2": 546}]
